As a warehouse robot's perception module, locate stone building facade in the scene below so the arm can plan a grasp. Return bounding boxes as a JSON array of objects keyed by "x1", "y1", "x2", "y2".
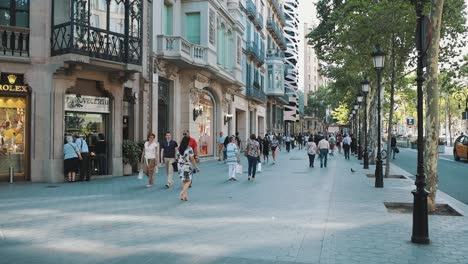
[{"x1": 0, "y1": 0, "x2": 150, "y2": 182}]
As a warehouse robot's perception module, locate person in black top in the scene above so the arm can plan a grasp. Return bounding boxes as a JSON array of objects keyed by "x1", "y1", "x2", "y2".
[
  {"x1": 390, "y1": 134, "x2": 397, "y2": 159},
  {"x1": 223, "y1": 135, "x2": 230, "y2": 163},
  {"x1": 95, "y1": 133, "x2": 107, "y2": 175},
  {"x1": 160, "y1": 131, "x2": 178, "y2": 188},
  {"x1": 262, "y1": 134, "x2": 270, "y2": 164}
]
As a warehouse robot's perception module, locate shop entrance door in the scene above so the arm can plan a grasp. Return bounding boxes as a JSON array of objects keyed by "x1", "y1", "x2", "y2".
[{"x1": 65, "y1": 112, "x2": 109, "y2": 176}]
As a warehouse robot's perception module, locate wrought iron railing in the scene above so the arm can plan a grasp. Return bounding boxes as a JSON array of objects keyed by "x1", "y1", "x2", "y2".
[
  {"x1": 51, "y1": 22, "x2": 142, "y2": 65},
  {"x1": 266, "y1": 18, "x2": 286, "y2": 50},
  {"x1": 246, "y1": 42, "x2": 259, "y2": 58},
  {"x1": 256, "y1": 13, "x2": 264, "y2": 30},
  {"x1": 246, "y1": 0, "x2": 257, "y2": 20},
  {"x1": 247, "y1": 84, "x2": 267, "y2": 103},
  {"x1": 266, "y1": 49, "x2": 284, "y2": 59},
  {"x1": 0, "y1": 26, "x2": 29, "y2": 57}
]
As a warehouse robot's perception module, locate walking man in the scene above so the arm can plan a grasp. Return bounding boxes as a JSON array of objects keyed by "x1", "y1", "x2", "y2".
[
  {"x1": 73, "y1": 134, "x2": 90, "y2": 181},
  {"x1": 391, "y1": 134, "x2": 397, "y2": 160},
  {"x1": 161, "y1": 132, "x2": 178, "y2": 188},
  {"x1": 285, "y1": 135, "x2": 292, "y2": 153},
  {"x1": 343, "y1": 134, "x2": 352, "y2": 160},
  {"x1": 318, "y1": 136, "x2": 330, "y2": 168},
  {"x1": 328, "y1": 133, "x2": 336, "y2": 156}
]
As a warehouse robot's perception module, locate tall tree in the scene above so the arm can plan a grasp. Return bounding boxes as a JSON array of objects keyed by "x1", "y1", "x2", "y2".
[{"x1": 424, "y1": 0, "x2": 444, "y2": 212}]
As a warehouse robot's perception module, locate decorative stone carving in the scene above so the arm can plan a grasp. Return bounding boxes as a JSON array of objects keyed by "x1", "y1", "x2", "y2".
[
  {"x1": 222, "y1": 97, "x2": 231, "y2": 112},
  {"x1": 209, "y1": 9, "x2": 216, "y2": 45},
  {"x1": 189, "y1": 87, "x2": 201, "y2": 105},
  {"x1": 155, "y1": 59, "x2": 179, "y2": 79}
]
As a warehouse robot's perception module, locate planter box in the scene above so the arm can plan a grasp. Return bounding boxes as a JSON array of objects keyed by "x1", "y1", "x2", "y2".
[{"x1": 123, "y1": 163, "x2": 133, "y2": 176}]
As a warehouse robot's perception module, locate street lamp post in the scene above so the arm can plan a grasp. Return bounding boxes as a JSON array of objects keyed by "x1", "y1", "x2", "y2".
[
  {"x1": 362, "y1": 79, "x2": 370, "y2": 169},
  {"x1": 357, "y1": 96, "x2": 363, "y2": 160},
  {"x1": 371, "y1": 45, "x2": 385, "y2": 188},
  {"x1": 354, "y1": 104, "x2": 360, "y2": 157},
  {"x1": 411, "y1": 0, "x2": 430, "y2": 244}
]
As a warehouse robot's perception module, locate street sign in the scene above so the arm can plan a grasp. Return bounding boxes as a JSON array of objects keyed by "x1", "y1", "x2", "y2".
[
  {"x1": 407, "y1": 118, "x2": 415, "y2": 125},
  {"x1": 416, "y1": 15, "x2": 432, "y2": 54}
]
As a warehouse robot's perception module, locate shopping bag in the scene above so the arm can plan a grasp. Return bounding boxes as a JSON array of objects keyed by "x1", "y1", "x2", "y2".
[
  {"x1": 137, "y1": 168, "x2": 144, "y2": 179},
  {"x1": 257, "y1": 162, "x2": 262, "y2": 172},
  {"x1": 236, "y1": 164, "x2": 243, "y2": 174}
]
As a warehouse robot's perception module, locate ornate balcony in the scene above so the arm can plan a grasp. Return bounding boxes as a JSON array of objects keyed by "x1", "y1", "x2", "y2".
[
  {"x1": 51, "y1": 0, "x2": 142, "y2": 66},
  {"x1": 246, "y1": 0, "x2": 257, "y2": 20},
  {"x1": 0, "y1": 26, "x2": 29, "y2": 58},
  {"x1": 266, "y1": 18, "x2": 286, "y2": 50},
  {"x1": 255, "y1": 13, "x2": 264, "y2": 30},
  {"x1": 246, "y1": 42, "x2": 265, "y2": 66},
  {"x1": 246, "y1": 82, "x2": 267, "y2": 104},
  {"x1": 156, "y1": 35, "x2": 208, "y2": 67}
]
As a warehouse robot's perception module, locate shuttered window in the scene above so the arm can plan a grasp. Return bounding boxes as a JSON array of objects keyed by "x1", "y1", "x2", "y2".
[{"x1": 185, "y1": 12, "x2": 201, "y2": 44}]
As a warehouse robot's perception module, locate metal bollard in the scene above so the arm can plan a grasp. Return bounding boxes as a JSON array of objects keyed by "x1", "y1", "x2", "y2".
[{"x1": 9, "y1": 167, "x2": 14, "y2": 183}]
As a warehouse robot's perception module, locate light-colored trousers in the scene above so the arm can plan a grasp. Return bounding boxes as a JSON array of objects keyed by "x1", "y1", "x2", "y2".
[
  {"x1": 228, "y1": 164, "x2": 237, "y2": 179},
  {"x1": 218, "y1": 145, "x2": 224, "y2": 160},
  {"x1": 164, "y1": 158, "x2": 175, "y2": 184}
]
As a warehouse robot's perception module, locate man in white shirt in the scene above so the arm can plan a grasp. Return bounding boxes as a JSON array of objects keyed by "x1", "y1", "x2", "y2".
[
  {"x1": 318, "y1": 137, "x2": 330, "y2": 168},
  {"x1": 343, "y1": 134, "x2": 352, "y2": 160},
  {"x1": 73, "y1": 135, "x2": 90, "y2": 181}
]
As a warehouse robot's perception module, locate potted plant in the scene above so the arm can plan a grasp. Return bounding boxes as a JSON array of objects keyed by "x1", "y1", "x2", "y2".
[{"x1": 122, "y1": 140, "x2": 142, "y2": 176}]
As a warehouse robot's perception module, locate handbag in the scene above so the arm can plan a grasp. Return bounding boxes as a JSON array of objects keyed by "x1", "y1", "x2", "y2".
[
  {"x1": 236, "y1": 164, "x2": 243, "y2": 174},
  {"x1": 257, "y1": 162, "x2": 262, "y2": 172},
  {"x1": 395, "y1": 147, "x2": 400, "y2": 154},
  {"x1": 172, "y1": 161, "x2": 178, "y2": 172}
]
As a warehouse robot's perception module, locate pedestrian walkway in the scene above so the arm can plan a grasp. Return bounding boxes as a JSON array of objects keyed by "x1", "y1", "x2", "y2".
[{"x1": 0, "y1": 149, "x2": 467, "y2": 264}]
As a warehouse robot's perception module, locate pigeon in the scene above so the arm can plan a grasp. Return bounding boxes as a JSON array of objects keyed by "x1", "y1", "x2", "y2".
[{"x1": 351, "y1": 168, "x2": 356, "y2": 173}]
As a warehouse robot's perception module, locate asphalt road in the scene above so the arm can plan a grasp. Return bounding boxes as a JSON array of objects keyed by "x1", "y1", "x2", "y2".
[{"x1": 390, "y1": 147, "x2": 468, "y2": 205}]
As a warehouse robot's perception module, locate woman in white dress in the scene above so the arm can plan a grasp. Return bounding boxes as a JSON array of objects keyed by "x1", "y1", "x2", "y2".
[{"x1": 177, "y1": 136, "x2": 200, "y2": 201}]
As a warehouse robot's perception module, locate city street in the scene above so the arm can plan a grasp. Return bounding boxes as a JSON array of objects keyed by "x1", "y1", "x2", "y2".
[
  {"x1": 390, "y1": 147, "x2": 468, "y2": 205},
  {"x1": 1, "y1": 149, "x2": 468, "y2": 264}
]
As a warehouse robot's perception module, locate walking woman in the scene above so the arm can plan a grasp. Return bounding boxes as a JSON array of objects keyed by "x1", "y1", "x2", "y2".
[
  {"x1": 226, "y1": 136, "x2": 240, "y2": 181},
  {"x1": 245, "y1": 134, "x2": 260, "y2": 181},
  {"x1": 305, "y1": 137, "x2": 317, "y2": 168},
  {"x1": 177, "y1": 136, "x2": 200, "y2": 201},
  {"x1": 140, "y1": 133, "x2": 159, "y2": 188},
  {"x1": 270, "y1": 135, "x2": 281, "y2": 164},
  {"x1": 262, "y1": 135, "x2": 270, "y2": 164},
  {"x1": 64, "y1": 135, "x2": 82, "y2": 182}
]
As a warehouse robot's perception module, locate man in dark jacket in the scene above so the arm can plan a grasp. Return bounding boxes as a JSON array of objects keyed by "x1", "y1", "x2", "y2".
[{"x1": 391, "y1": 135, "x2": 397, "y2": 160}]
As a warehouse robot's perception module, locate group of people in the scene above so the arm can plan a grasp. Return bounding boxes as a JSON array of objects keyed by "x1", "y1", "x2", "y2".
[
  {"x1": 63, "y1": 133, "x2": 106, "y2": 182},
  {"x1": 139, "y1": 130, "x2": 201, "y2": 201},
  {"x1": 302, "y1": 133, "x2": 356, "y2": 168}
]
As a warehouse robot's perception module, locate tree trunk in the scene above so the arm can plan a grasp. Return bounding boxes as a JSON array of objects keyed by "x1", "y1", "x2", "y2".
[
  {"x1": 425, "y1": 0, "x2": 444, "y2": 213},
  {"x1": 385, "y1": 33, "x2": 397, "y2": 178}
]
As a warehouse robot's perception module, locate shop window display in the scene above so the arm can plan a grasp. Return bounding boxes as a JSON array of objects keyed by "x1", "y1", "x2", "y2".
[
  {"x1": 0, "y1": 96, "x2": 27, "y2": 177},
  {"x1": 198, "y1": 93, "x2": 214, "y2": 156}
]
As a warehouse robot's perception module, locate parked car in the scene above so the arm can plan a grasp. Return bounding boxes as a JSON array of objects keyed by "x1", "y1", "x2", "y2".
[{"x1": 453, "y1": 135, "x2": 468, "y2": 161}]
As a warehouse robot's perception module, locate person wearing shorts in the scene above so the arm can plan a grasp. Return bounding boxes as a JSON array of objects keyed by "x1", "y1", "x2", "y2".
[{"x1": 141, "y1": 133, "x2": 158, "y2": 188}]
